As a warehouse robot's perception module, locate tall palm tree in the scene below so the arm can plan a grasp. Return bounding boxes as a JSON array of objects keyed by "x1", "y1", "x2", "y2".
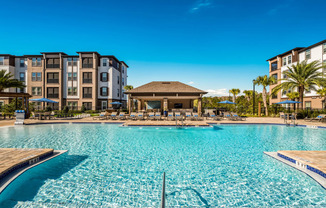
[
  {"x1": 317, "y1": 88, "x2": 326, "y2": 109},
  {"x1": 254, "y1": 75, "x2": 276, "y2": 116},
  {"x1": 243, "y1": 90, "x2": 253, "y2": 102},
  {"x1": 0, "y1": 70, "x2": 25, "y2": 92},
  {"x1": 272, "y1": 60, "x2": 326, "y2": 109},
  {"x1": 229, "y1": 88, "x2": 240, "y2": 103}
]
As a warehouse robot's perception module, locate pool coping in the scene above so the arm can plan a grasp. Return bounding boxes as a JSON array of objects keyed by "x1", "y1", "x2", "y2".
[
  {"x1": 264, "y1": 152, "x2": 326, "y2": 189},
  {"x1": 0, "y1": 150, "x2": 67, "y2": 194}
]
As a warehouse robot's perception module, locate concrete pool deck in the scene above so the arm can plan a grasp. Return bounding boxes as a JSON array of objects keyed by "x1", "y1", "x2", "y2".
[
  {"x1": 265, "y1": 151, "x2": 326, "y2": 189},
  {"x1": 0, "y1": 148, "x2": 67, "y2": 194}
]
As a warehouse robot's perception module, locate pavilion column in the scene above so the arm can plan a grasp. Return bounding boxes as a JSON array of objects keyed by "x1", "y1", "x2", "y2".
[
  {"x1": 22, "y1": 97, "x2": 25, "y2": 109},
  {"x1": 137, "y1": 99, "x2": 142, "y2": 111},
  {"x1": 128, "y1": 95, "x2": 132, "y2": 113},
  {"x1": 163, "y1": 98, "x2": 168, "y2": 116},
  {"x1": 26, "y1": 97, "x2": 29, "y2": 115},
  {"x1": 198, "y1": 98, "x2": 202, "y2": 116}
]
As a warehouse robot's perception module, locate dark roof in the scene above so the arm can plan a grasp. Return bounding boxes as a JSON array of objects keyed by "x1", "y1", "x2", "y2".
[
  {"x1": 76, "y1": 51, "x2": 100, "y2": 56},
  {"x1": 100, "y1": 55, "x2": 120, "y2": 63},
  {"x1": 298, "y1": 39, "x2": 326, "y2": 52},
  {"x1": 40, "y1": 52, "x2": 68, "y2": 55},
  {"x1": 120, "y1": 61, "x2": 129, "y2": 68},
  {"x1": 266, "y1": 47, "x2": 305, "y2": 61},
  {"x1": 0, "y1": 54, "x2": 14, "y2": 56},
  {"x1": 125, "y1": 81, "x2": 207, "y2": 94},
  {"x1": 23, "y1": 55, "x2": 43, "y2": 57}
]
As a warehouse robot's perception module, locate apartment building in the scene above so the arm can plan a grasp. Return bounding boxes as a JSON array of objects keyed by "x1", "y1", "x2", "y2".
[
  {"x1": 0, "y1": 52, "x2": 129, "y2": 110},
  {"x1": 267, "y1": 39, "x2": 326, "y2": 109}
]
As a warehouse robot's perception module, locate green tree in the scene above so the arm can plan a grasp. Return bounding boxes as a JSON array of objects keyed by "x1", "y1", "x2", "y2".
[
  {"x1": 229, "y1": 88, "x2": 240, "y2": 103},
  {"x1": 243, "y1": 90, "x2": 254, "y2": 102},
  {"x1": 254, "y1": 75, "x2": 276, "y2": 116},
  {"x1": 272, "y1": 60, "x2": 326, "y2": 109},
  {"x1": 286, "y1": 92, "x2": 299, "y2": 101},
  {"x1": 124, "y1": 85, "x2": 134, "y2": 91},
  {"x1": 0, "y1": 70, "x2": 25, "y2": 92},
  {"x1": 317, "y1": 88, "x2": 326, "y2": 109}
]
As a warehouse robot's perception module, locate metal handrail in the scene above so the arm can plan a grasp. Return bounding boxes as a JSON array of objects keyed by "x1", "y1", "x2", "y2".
[{"x1": 160, "y1": 172, "x2": 166, "y2": 208}]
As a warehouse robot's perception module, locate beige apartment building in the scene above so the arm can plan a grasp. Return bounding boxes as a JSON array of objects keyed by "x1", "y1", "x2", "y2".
[
  {"x1": 0, "y1": 52, "x2": 129, "y2": 110},
  {"x1": 267, "y1": 39, "x2": 326, "y2": 109}
]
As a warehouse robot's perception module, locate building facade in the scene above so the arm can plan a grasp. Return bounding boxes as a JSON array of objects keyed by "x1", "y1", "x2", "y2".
[
  {"x1": 0, "y1": 52, "x2": 129, "y2": 110},
  {"x1": 268, "y1": 40, "x2": 326, "y2": 109}
]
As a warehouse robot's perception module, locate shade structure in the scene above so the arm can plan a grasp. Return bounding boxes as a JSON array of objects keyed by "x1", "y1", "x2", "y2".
[
  {"x1": 218, "y1": 100, "x2": 236, "y2": 104},
  {"x1": 29, "y1": 98, "x2": 59, "y2": 103},
  {"x1": 275, "y1": 100, "x2": 301, "y2": 104},
  {"x1": 110, "y1": 101, "x2": 122, "y2": 105}
]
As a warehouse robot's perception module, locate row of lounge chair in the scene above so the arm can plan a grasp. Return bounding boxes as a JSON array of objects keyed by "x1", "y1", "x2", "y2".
[{"x1": 304, "y1": 114, "x2": 326, "y2": 122}]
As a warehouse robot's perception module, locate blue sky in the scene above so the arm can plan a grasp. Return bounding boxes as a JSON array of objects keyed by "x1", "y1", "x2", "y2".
[{"x1": 1, "y1": 0, "x2": 326, "y2": 96}]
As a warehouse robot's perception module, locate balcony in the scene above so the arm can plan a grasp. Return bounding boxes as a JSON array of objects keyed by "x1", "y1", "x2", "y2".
[
  {"x1": 83, "y1": 94, "x2": 92, "y2": 98},
  {"x1": 46, "y1": 64, "x2": 60, "y2": 68},
  {"x1": 83, "y1": 79, "x2": 92, "y2": 84},
  {"x1": 47, "y1": 79, "x2": 59, "y2": 84},
  {"x1": 47, "y1": 94, "x2": 59, "y2": 98},
  {"x1": 82, "y1": 64, "x2": 93, "y2": 68}
]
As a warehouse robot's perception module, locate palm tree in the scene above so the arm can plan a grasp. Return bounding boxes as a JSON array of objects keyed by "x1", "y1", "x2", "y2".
[
  {"x1": 243, "y1": 90, "x2": 253, "y2": 102},
  {"x1": 286, "y1": 92, "x2": 300, "y2": 110},
  {"x1": 0, "y1": 70, "x2": 25, "y2": 92},
  {"x1": 317, "y1": 88, "x2": 326, "y2": 109},
  {"x1": 254, "y1": 75, "x2": 276, "y2": 116},
  {"x1": 272, "y1": 60, "x2": 326, "y2": 109},
  {"x1": 124, "y1": 85, "x2": 134, "y2": 112},
  {"x1": 124, "y1": 85, "x2": 133, "y2": 91},
  {"x1": 229, "y1": 88, "x2": 240, "y2": 103}
]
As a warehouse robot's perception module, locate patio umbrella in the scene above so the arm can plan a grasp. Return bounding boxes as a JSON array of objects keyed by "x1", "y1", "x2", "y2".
[
  {"x1": 275, "y1": 100, "x2": 301, "y2": 104},
  {"x1": 218, "y1": 100, "x2": 236, "y2": 104},
  {"x1": 110, "y1": 102, "x2": 122, "y2": 105},
  {"x1": 29, "y1": 98, "x2": 58, "y2": 103}
]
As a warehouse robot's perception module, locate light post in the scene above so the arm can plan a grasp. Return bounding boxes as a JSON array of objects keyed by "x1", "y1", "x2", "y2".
[{"x1": 253, "y1": 79, "x2": 255, "y2": 115}]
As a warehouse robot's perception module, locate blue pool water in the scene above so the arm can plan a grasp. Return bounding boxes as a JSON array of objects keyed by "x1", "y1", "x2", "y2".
[{"x1": 0, "y1": 124, "x2": 326, "y2": 207}]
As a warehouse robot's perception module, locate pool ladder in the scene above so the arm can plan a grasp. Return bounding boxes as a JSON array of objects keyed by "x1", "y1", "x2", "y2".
[
  {"x1": 160, "y1": 172, "x2": 166, "y2": 208},
  {"x1": 175, "y1": 117, "x2": 184, "y2": 127}
]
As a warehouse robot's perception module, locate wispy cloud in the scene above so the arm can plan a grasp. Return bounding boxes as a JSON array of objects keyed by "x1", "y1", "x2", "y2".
[
  {"x1": 205, "y1": 88, "x2": 229, "y2": 97},
  {"x1": 190, "y1": 0, "x2": 212, "y2": 13},
  {"x1": 188, "y1": 81, "x2": 195, "y2": 85}
]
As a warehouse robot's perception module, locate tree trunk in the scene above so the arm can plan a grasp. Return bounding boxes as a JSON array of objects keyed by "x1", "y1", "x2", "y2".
[
  {"x1": 233, "y1": 95, "x2": 236, "y2": 103},
  {"x1": 299, "y1": 87, "x2": 304, "y2": 109},
  {"x1": 262, "y1": 87, "x2": 268, "y2": 116}
]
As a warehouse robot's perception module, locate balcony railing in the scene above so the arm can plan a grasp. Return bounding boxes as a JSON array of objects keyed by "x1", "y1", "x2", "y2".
[
  {"x1": 47, "y1": 79, "x2": 59, "y2": 84},
  {"x1": 83, "y1": 94, "x2": 92, "y2": 98},
  {"x1": 47, "y1": 94, "x2": 59, "y2": 98},
  {"x1": 82, "y1": 64, "x2": 93, "y2": 68},
  {"x1": 46, "y1": 64, "x2": 60, "y2": 68},
  {"x1": 83, "y1": 79, "x2": 92, "y2": 84}
]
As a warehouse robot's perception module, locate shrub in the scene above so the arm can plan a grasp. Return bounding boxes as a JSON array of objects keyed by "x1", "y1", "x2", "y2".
[
  {"x1": 81, "y1": 105, "x2": 86, "y2": 113},
  {"x1": 63, "y1": 106, "x2": 69, "y2": 114}
]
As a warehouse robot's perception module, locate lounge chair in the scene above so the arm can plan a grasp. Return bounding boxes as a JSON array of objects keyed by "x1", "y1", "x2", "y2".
[
  {"x1": 224, "y1": 112, "x2": 232, "y2": 120},
  {"x1": 231, "y1": 113, "x2": 245, "y2": 121},
  {"x1": 110, "y1": 112, "x2": 118, "y2": 120},
  {"x1": 118, "y1": 112, "x2": 126, "y2": 120},
  {"x1": 192, "y1": 113, "x2": 202, "y2": 121},
  {"x1": 175, "y1": 112, "x2": 182, "y2": 120},
  {"x1": 93, "y1": 112, "x2": 107, "y2": 120},
  {"x1": 185, "y1": 112, "x2": 193, "y2": 120},
  {"x1": 167, "y1": 112, "x2": 174, "y2": 121},
  {"x1": 137, "y1": 112, "x2": 145, "y2": 120},
  {"x1": 279, "y1": 112, "x2": 285, "y2": 119},
  {"x1": 30, "y1": 112, "x2": 36, "y2": 119},
  {"x1": 305, "y1": 114, "x2": 326, "y2": 122},
  {"x1": 155, "y1": 112, "x2": 161, "y2": 120},
  {"x1": 147, "y1": 112, "x2": 155, "y2": 120},
  {"x1": 129, "y1": 112, "x2": 137, "y2": 120}
]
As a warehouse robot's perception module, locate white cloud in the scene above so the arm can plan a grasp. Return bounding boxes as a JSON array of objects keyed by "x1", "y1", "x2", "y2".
[
  {"x1": 190, "y1": 0, "x2": 212, "y2": 13},
  {"x1": 205, "y1": 88, "x2": 229, "y2": 97},
  {"x1": 188, "y1": 81, "x2": 194, "y2": 84}
]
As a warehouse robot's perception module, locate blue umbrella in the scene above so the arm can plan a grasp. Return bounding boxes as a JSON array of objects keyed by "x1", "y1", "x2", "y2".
[
  {"x1": 110, "y1": 102, "x2": 122, "y2": 105},
  {"x1": 218, "y1": 100, "x2": 236, "y2": 104},
  {"x1": 29, "y1": 98, "x2": 58, "y2": 103},
  {"x1": 275, "y1": 100, "x2": 301, "y2": 104}
]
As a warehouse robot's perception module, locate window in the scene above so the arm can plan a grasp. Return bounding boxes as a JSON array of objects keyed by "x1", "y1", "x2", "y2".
[
  {"x1": 82, "y1": 102, "x2": 92, "y2": 110},
  {"x1": 272, "y1": 94, "x2": 277, "y2": 99},
  {"x1": 19, "y1": 72, "x2": 25, "y2": 82},
  {"x1": 83, "y1": 87, "x2": 92, "y2": 98},
  {"x1": 271, "y1": 74, "x2": 277, "y2": 84},
  {"x1": 32, "y1": 87, "x2": 42, "y2": 96},
  {"x1": 46, "y1": 58, "x2": 60, "y2": 68},
  {"x1": 117, "y1": 89, "x2": 120, "y2": 97},
  {"x1": 68, "y1": 72, "x2": 72, "y2": 81},
  {"x1": 73, "y1": 58, "x2": 78, "y2": 66},
  {"x1": 67, "y1": 102, "x2": 78, "y2": 110},
  {"x1": 117, "y1": 62, "x2": 120, "y2": 69},
  {"x1": 283, "y1": 57, "x2": 287, "y2": 66},
  {"x1": 305, "y1": 49, "x2": 311, "y2": 60},
  {"x1": 82, "y1": 58, "x2": 93, "y2": 68},
  {"x1": 288, "y1": 55, "x2": 292, "y2": 64},
  {"x1": 67, "y1": 58, "x2": 72, "y2": 66},
  {"x1": 73, "y1": 72, "x2": 77, "y2": 81},
  {"x1": 174, "y1": 103, "x2": 183, "y2": 108},
  {"x1": 122, "y1": 78, "x2": 124, "y2": 85},
  {"x1": 305, "y1": 101, "x2": 311, "y2": 109},
  {"x1": 32, "y1": 72, "x2": 42, "y2": 81},
  {"x1": 122, "y1": 66, "x2": 125, "y2": 73},
  {"x1": 47, "y1": 72, "x2": 59, "y2": 83},
  {"x1": 117, "y1": 76, "x2": 119, "y2": 84},
  {"x1": 68, "y1": 87, "x2": 77, "y2": 96},
  {"x1": 102, "y1": 101, "x2": 107, "y2": 110},
  {"x1": 323, "y1": 43, "x2": 326, "y2": 54},
  {"x1": 100, "y1": 87, "x2": 108, "y2": 96},
  {"x1": 100, "y1": 72, "x2": 108, "y2": 82},
  {"x1": 32, "y1": 58, "x2": 42, "y2": 67},
  {"x1": 0, "y1": 57, "x2": 4, "y2": 65},
  {"x1": 271, "y1": 61, "x2": 278, "y2": 71},
  {"x1": 47, "y1": 87, "x2": 59, "y2": 98},
  {"x1": 305, "y1": 89, "x2": 311, "y2": 94},
  {"x1": 103, "y1": 59, "x2": 107, "y2": 67},
  {"x1": 20, "y1": 58, "x2": 25, "y2": 67},
  {"x1": 83, "y1": 72, "x2": 92, "y2": 83},
  {"x1": 33, "y1": 102, "x2": 42, "y2": 110}
]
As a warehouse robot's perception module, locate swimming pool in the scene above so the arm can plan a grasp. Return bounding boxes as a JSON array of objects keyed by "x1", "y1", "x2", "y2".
[{"x1": 0, "y1": 124, "x2": 326, "y2": 207}]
